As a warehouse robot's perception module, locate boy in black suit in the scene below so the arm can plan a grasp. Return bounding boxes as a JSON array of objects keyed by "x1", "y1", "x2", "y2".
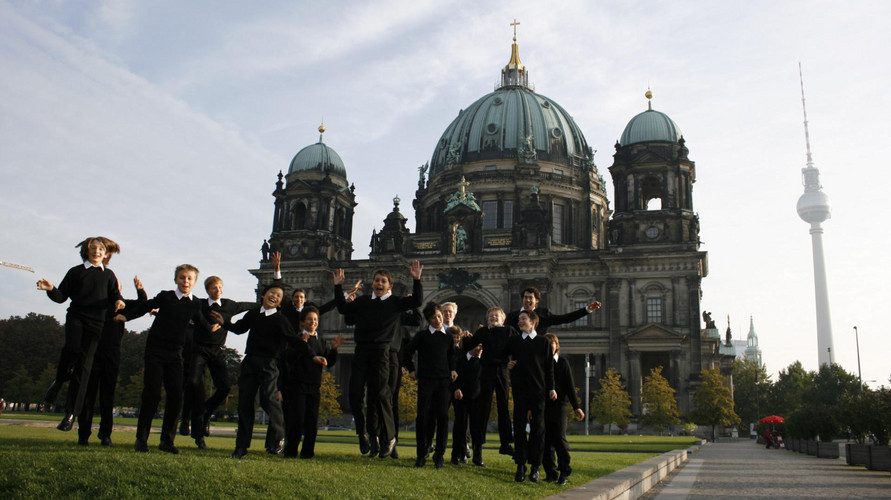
[
  {"x1": 222, "y1": 284, "x2": 307, "y2": 459},
  {"x1": 37, "y1": 236, "x2": 125, "y2": 432},
  {"x1": 279, "y1": 305, "x2": 344, "y2": 458},
  {"x1": 505, "y1": 286, "x2": 601, "y2": 334},
  {"x1": 401, "y1": 302, "x2": 456, "y2": 469},
  {"x1": 118, "y1": 264, "x2": 213, "y2": 454},
  {"x1": 332, "y1": 261, "x2": 423, "y2": 458},
  {"x1": 77, "y1": 275, "x2": 146, "y2": 446},
  {"x1": 188, "y1": 275, "x2": 256, "y2": 448},
  {"x1": 542, "y1": 333, "x2": 585, "y2": 485},
  {"x1": 505, "y1": 309, "x2": 555, "y2": 483},
  {"x1": 451, "y1": 326, "x2": 483, "y2": 466}
]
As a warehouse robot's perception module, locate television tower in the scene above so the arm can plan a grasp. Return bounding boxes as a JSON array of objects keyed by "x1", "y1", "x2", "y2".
[{"x1": 795, "y1": 64, "x2": 835, "y2": 366}]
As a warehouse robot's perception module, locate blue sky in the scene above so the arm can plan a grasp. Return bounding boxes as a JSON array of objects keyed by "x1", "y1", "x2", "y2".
[{"x1": 1, "y1": 0, "x2": 889, "y2": 387}]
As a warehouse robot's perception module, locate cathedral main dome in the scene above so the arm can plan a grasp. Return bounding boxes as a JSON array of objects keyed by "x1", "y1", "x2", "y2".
[{"x1": 428, "y1": 39, "x2": 592, "y2": 178}]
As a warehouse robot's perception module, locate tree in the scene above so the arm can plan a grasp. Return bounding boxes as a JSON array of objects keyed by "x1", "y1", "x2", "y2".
[
  {"x1": 766, "y1": 361, "x2": 813, "y2": 418},
  {"x1": 690, "y1": 367, "x2": 739, "y2": 441},
  {"x1": 398, "y1": 372, "x2": 418, "y2": 427},
  {"x1": 591, "y1": 368, "x2": 632, "y2": 435},
  {"x1": 795, "y1": 363, "x2": 860, "y2": 442},
  {"x1": 641, "y1": 366, "x2": 680, "y2": 435},
  {"x1": 731, "y1": 358, "x2": 771, "y2": 429},
  {"x1": 0, "y1": 313, "x2": 64, "y2": 396},
  {"x1": 319, "y1": 370, "x2": 342, "y2": 424}
]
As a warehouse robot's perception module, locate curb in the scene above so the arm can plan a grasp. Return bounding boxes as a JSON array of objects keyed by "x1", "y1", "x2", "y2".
[{"x1": 545, "y1": 441, "x2": 703, "y2": 500}]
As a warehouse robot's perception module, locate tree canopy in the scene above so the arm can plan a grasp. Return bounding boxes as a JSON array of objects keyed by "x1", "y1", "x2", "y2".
[
  {"x1": 640, "y1": 366, "x2": 680, "y2": 435},
  {"x1": 591, "y1": 367, "x2": 632, "y2": 435}
]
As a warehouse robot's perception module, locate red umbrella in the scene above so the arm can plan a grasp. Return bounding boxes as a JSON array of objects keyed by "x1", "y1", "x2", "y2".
[{"x1": 759, "y1": 415, "x2": 784, "y2": 425}]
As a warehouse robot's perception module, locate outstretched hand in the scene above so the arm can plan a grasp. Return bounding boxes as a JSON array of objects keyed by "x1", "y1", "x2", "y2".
[
  {"x1": 409, "y1": 260, "x2": 423, "y2": 280},
  {"x1": 36, "y1": 279, "x2": 53, "y2": 291},
  {"x1": 272, "y1": 251, "x2": 281, "y2": 272},
  {"x1": 587, "y1": 301, "x2": 602, "y2": 312},
  {"x1": 332, "y1": 268, "x2": 345, "y2": 286}
]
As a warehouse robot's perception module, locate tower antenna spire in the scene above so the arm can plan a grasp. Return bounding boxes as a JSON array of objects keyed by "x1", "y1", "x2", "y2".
[{"x1": 799, "y1": 62, "x2": 814, "y2": 169}]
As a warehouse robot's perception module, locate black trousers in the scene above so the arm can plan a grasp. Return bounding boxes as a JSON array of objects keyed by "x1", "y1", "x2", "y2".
[
  {"x1": 137, "y1": 349, "x2": 183, "y2": 444},
  {"x1": 543, "y1": 402, "x2": 572, "y2": 476},
  {"x1": 180, "y1": 341, "x2": 194, "y2": 428},
  {"x1": 235, "y1": 355, "x2": 283, "y2": 450},
  {"x1": 478, "y1": 364, "x2": 512, "y2": 447},
  {"x1": 77, "y1": 346, "x2": 121, "y2": 441},
  {"x1": 415, "y1": 377, "x2": 450, "y2": 459},
  {"x1": 512, "y1": 390, "x2": 546, "y2": 466},
  {"x1": 55, "y1": 315, "x2": 103, "y2": 416},
  {"x1": 188, "y1": 344, "x2": 232, "y2": 438},
  {"x1": 386, "y1": 350, "x2": 401, "y2": 439},
  {"x1": 281, "y1": 388, "x2": 321, "y2": 458},
  {"x1": 452, "y1": 393, "x2": 483, "y2": 460},
  {"x1": 348, "y1": 346, "x2": 394, "y2": 443}
]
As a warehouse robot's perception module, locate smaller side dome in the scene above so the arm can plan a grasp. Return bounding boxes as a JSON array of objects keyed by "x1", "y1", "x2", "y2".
[
  {"x1": 287, "y1": 126, "x2": 347, "y2": 176},
  {"x1": 619, "y1": 92, "x2": 682, "y2": 146},
  {"x1": 619, "y1": 109, "x2": 683, "y2": 146}
]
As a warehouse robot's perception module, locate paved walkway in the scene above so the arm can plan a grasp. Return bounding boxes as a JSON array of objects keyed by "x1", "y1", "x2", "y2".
[{"x1": 639, "y1": 439, "x2": 890, "y2": 500}]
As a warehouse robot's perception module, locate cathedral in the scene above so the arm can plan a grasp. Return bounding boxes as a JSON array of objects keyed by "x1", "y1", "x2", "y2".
[{"x1": 251, "y1": 32, "x2": 734, "y2": 416}]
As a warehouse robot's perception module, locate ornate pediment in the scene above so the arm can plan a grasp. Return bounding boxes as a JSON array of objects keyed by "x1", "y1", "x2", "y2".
[{"x1": 624, "y1": 323, "x2": 686, "y2": 342}]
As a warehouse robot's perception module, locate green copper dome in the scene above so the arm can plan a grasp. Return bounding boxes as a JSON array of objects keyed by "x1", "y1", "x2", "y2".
[
  {"x1": 619, "y1": 106, "x2": 683, "y2": 146},
  {"x1": 288, "y1": 128, "x2": 346, "y2": 177},
  {"x1": 428, "y1": 39, "x2": 592, "y2": 177}
]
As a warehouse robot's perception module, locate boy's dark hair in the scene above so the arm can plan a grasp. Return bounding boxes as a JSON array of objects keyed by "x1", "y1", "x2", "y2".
[
  {"x1": 262, "y1": 283, "x2": 284, "y2": 296},
  {"x1": 446, "y1": 325, "x2": 462, "y2": 337},
  {"x1": 521, "y1": 286, "x2": 541, "y2": 301},
  {"x1": 422, "y1": 301, "x2": 442, "y2": 322},
  {"x1": 544, "y1": 333, "x2": 560, "y2": 353},
  {"x1": 373, "y1": 269, "x2": 393, "y2": 285},
  {"x1": 77, "y1": 236, "x2": 121, "y2": 265},
  {"x1": 519, "y1": 309, "x2": 539, "y2": 327},
  {"x1": 175, "y1": 264, "x2": 199, "y2": 279},
  {"x1": 292, "y1": 288, "x2": 306, "y2": 298},
  {"x1": 300, "y1": 305, "x2": 320, "y2": 323}
]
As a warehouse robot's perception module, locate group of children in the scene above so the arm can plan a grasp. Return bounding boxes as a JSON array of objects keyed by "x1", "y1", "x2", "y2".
[{"x1": 37, "y1": 236, "x2": 601, "y2": 485}]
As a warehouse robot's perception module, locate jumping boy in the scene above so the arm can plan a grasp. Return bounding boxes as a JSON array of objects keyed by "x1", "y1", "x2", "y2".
[
  {"x1": 220, "y1": 284, "x2": 306, "y2": 459},
  {"x1": 542, "y1": 333, "x2": 584, "y2": 485},
  {"x1": 77, "y1": 275, "x2": 147, "y2": 446},
  {"x1": 37, "y1": 236, "x2": 125, "y2": 432},
  {"x1": 332, "y1": 260, "x2": 423, "y2": 458},
  {"x1": 505, "y1": 287, "x2": 601, "y2": 334},
  {"x1": 401, "y1": 302, "x2": 457, "y2": 468},
  {"x1": 279, "y1": 305, "x2": 344, "y2": 458},
  {"x1": 188, "y1": 275, "x2": 256, "y2": 448},
  {"x1": 117, "y1": 264, "x2": 213, "y2": 454},
  {"x1": 505, "y1": 309, "x2": 555, "y2": 483}
]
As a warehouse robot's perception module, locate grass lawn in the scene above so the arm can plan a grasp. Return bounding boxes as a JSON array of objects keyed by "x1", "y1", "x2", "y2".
[{"x1": 0, "y1": 416, "x2": 697, "y2": 499}]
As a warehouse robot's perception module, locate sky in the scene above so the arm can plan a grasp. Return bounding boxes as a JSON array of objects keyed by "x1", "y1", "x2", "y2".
[{"x1": 1, "y1": 0, "x2": 889, "y2": 389}]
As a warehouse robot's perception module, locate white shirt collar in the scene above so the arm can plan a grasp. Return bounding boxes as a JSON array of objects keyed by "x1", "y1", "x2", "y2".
[
  {"x1": 553, "y1": 353, "x2": 559, "y2": 362},
  {"x1": 522, "y1": 330, "x2": 538, "y2": 340},
  {"x1": 302, "y1": 329, "x2": 317, "y2": 337},
  {"x1": 175, "y1": 290, "x2": 193, "y2": 301},
  {"x1": 428, "y1": 325, "x2": 445, "y2": 334},
  {"x1": 208, "y1": 298, "x2": 222, "y2": 307},
  {"x1": 374, "y1": 291, "x2": 392, "y2": 301},
  {"x1": 259, "y1": 306, "x2": 277, "y2": 316},
  {"x1": 83, "y1": 260, "x2": 104, "y2": 271}
]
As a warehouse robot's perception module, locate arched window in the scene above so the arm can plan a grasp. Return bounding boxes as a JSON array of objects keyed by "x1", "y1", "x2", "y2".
[{"x1": 294, "y1": 202, "x2": 307, "y2": 230}]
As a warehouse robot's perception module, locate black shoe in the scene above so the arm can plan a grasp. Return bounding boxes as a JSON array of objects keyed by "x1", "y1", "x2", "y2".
[
  {"x1": 379, "y1": 437, "x2": 396, "y2": 458},
  {"x1": 499, "y1": 444, "x2": 514, "y2": 456},
  {"x1": 390, "y1": 446, "x2": 399, "y2": 459},
  {"x1": 158, "y1": 441, "x2": 179, "y2": 454},
  {"x1": 514, "y1": 464, "x2": 527, "y2": 482},
  {"x1": 77, "y1": 437, "x2": 89, "y2": 446},
  {"x1": 414, "y1": 457, "x2": 426, "y2": 468},
  {"x1": 557, "y1": 473, "x2": 569, "y2": 486},
  {"x1": 472, "y1": 445, "x2": 485, "y2": 466},
  {"x1": 232, "y1": 447, "x2": 248, "y2": 459},
  {"x1": 358, "y1": 433, "x2": 370, "y2": 455},
  {"x1": 195, "y1": 438, "x2": 207, "y2": 449},
  {"x1": 544, "y1": 472, "x2": 558, "y2": 482},
  {"x1": 434, "y1": 455, "x2": 444, "y2": 469},
  {"x1": 266, "y1": 445, "x2": 283, "y2": 455},
  {"x1": 529, "y1": 465, "x2": 540, "y2": 483},
  {"x1": 368, "y1": 436, "x2": 380, "y2": 456},
  {"x1": 57, "y1": 414, "x2": 75, "y2": 431},
  {"x1": 134, "y1": 439, "x2": 148, "y2": 453},
  {"x1": 450, "y1": 456, "x2": 461, "y2": 465},
  {"x1": 100, "y1": 436, "x2": 112, "y2": 447},
  {"x1": 473, "y1": 456, "x2": 486, "y2": 467},
  {"x1": 179, "y1": 421, "x2": 190, "y2": 436}
]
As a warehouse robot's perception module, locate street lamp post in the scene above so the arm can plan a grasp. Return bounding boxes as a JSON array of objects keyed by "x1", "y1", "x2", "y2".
[{"x1": 854, "y1": 326, "x2": 862, "y2": 388}]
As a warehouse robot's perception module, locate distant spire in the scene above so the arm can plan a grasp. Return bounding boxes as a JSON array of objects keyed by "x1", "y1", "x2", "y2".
[
  {"x1": 745, "y1": 316, "x2": 763, "y2": 366},
  {"x1": 500, "y1": 19, "x2": 529, "y2": 89},
  {"x1": 645, "y1": 87, "x2": 653, "y2": 111},
  {"x1": 318, "y1": 122, "x2": 326, "y2": 143}
]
